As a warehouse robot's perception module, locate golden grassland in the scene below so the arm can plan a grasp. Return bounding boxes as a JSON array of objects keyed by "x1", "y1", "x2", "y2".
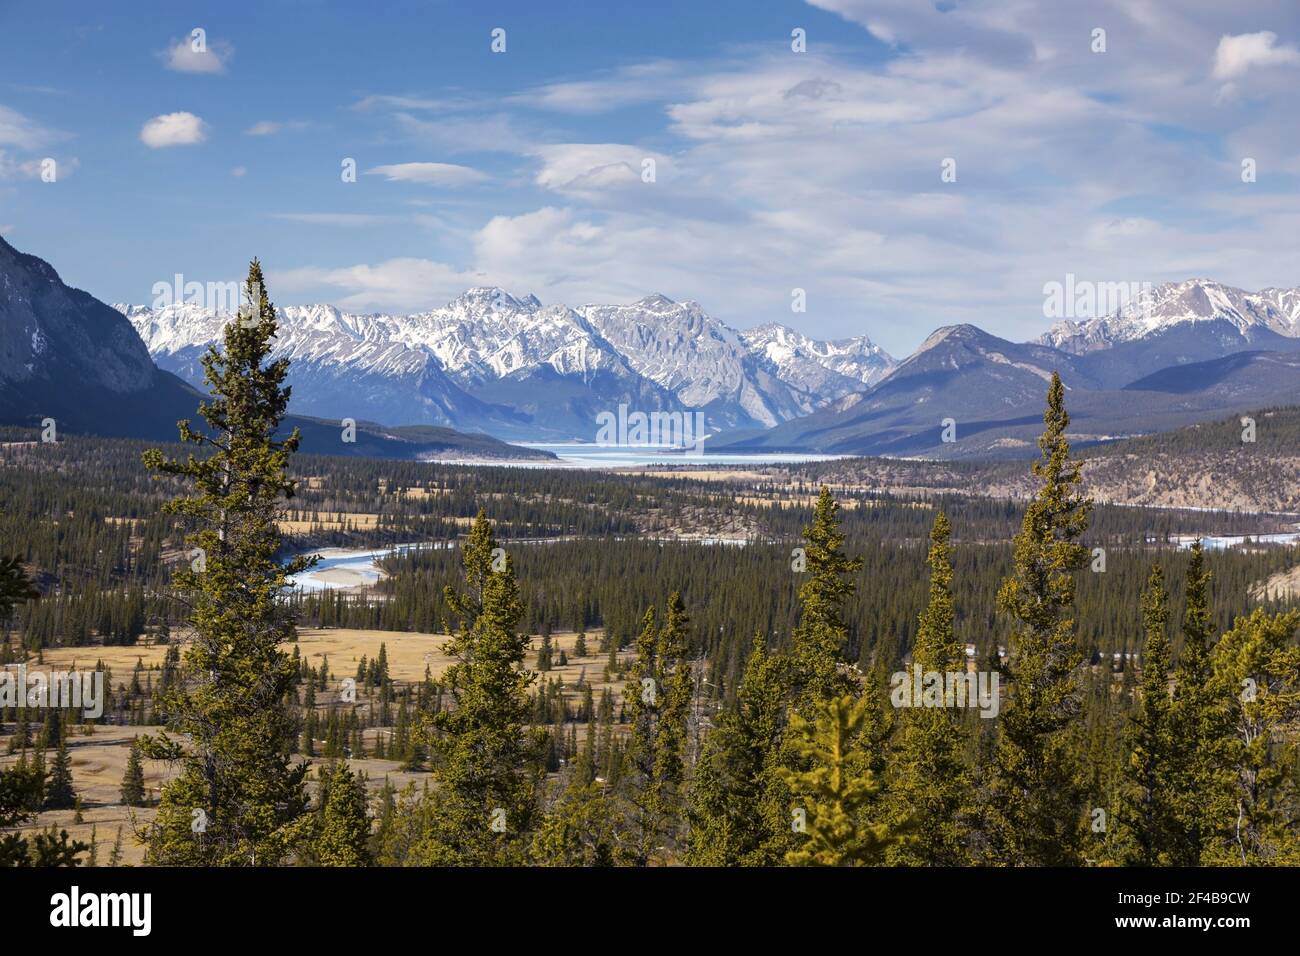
[
  {"x1": 277, "y1": 511, "x2": 383, "y2": 534},
  {"x1": 3, "y1": 629, "x2": 624, "y2": 864}
]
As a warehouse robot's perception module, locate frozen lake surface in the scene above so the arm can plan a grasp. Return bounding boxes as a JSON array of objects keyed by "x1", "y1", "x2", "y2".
[
  {"x1": 1174, "y1": 528, "x2": 1300, "y2": 550},
  {"x1": 286, "y1": 534, "x2": 751, "y2": 591},
  {"x1": 286, "y1": 542, "x2": 431, "y2": 592},
  {"x1": 440, "y1": 444, "x2": 845, "y2": 469}
]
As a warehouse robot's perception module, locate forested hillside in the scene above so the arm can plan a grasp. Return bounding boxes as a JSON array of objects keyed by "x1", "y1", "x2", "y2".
[{"x1": 791, "y1": 406, "x2": 1300, "y2": 513}]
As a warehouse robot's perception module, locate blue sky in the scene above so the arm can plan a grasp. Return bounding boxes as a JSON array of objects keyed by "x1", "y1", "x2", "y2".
[{"x1": 2, "y1": 0, "x2": 1298, "y2": 355}]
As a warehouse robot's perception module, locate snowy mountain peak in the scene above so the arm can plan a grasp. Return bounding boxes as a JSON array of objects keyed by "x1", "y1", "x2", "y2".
[
  {"x1": 121, "y1": 286, "x2": 904, "y2": 433},
  {"x1": 448, "y1": 287, "x2": 539, "y2": 314},
  {"x1": 740, "y1": 322, "x2": 894, "y2": 396},
  {"x1": 631, "y1": 293, "x2": 680, "y2": 311},
  {"x1": 1038, "y1": 279, "x2": 1300, "y2": 354}
]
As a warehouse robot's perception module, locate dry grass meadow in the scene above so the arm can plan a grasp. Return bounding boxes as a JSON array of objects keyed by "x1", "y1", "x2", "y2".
[{"x1": 2, "y1": 628, "x2": 623, "y2": 864}]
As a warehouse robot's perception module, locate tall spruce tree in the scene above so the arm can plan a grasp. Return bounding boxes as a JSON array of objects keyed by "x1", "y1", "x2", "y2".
[
  {"x1": 1169, "y1": 540, "x2": 1223, "y2": 864},
  {"x1": 985, "y1": 372, "x2": 1093, "y2": 865},
  {"x1": 120, "y1": 737, "x2": 147, "y2": 807},
  {"x1": 687, "y1": 633, "x2": 789, "y2": 866},
  {"x1": 621, "y1": 605, "x2": 660, "y2": 864},
  {"x1": 888, "y1": 511, "x2": 969, "y2": 865},
  {"x1": 141, "y1": 261, "x2": 313, "y2": 865},
  {"x1": 651, "y1": 591, "x2": 692, "y2": 851},
  {"x1": 44, "y1": 731, "x2": 77, "y2": 810},
  {"x1": 790, "y1": 487, "x2": 863, "y2": 714},
  {"x1": 411, "y1": 512, "x2": 539, "y2": 865},
  {"x1": 1112, "y1": 564, "x2": 1178, "y2": 864}
]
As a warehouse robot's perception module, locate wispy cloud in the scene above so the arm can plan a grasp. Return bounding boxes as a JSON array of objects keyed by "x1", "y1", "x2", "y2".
[
  {"x1": 530, "y1": 144, "x2": 667, "y2": 193},
  {"x1": 515, "y1": 61, "x2": 689, "y2": 113},
  {"x1": 244, "y1": 119, "x2": 310, "y2": 136},
  {"x1": 0, "y1": 150, "x2": 78, "y2": 181},
  {"x1": 0, "y1": 104, "x2": 66, "y2": 150},
  {"x1": 352, "y1": 94, "x2": 460, "y2": 112},
  {"x1": 271, "y1": 212, "x2": 398, "y2": 227},
  {"x1": 273, "y1": 257, "x2": 485, "y2": 311},
  {"x1": 365, "y1": 162, "x2": 488, "y2": 186}
]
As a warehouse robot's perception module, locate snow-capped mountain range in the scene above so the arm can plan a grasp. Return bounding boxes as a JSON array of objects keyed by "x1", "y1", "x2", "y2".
[
  {"x1": 120, "y1": 290, "x2": 896, "y2": 440},
  {"x1": 117, "y1": 277, "x2": 1299, "y2": 449},
  {"x1": 729, "y1": 278, "x2": 1300, "y2": 458},
  {"x1": 1037, "y1": 279, "x2": 1300, "y2": 354}
]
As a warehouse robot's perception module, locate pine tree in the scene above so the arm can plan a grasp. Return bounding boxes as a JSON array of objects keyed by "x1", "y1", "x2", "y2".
[
  {"x1": 0, "y1": 760, "x2": 48, "y2": 865},
  {"x1": 531, "y1": 780, "x2": 627, "y2": 866},
  {"x1": 1169, "y1": 540, "x2": 1223, "y2": 865},
  {"x1": 985, "y1": 372, "x2": 1093, "y2": 866},
  {"x1": 317, "y1": 762, "x2": 371, "y2": 866},
  {"x1": 140, "y1": 261, "x2": 312, "y2": 865},
  {"x1": 409, "y1": 512, "x2": 539, "y2": 865},
  {"x1": 1204, "y1": 608, "x2": 1300, "y2": 864},
  {"x1": 44, "y1": 731, "x2": 77, "y2": 810},
  {"x1": 790, "y1": 487, "x2": 863, "y2": 715},
  {"x1": 108, "y1": 826, "x2": 123, "y2": 866},
  {"x1": 778, "y1": 694, "x2": 898, "y2": 866},
  {"x1": 8, "y1": 707, "x2": 31, "y2": 754},
  {"x1": 117, "y1": 753, "x2": 146, "y2": 809},
  {"x1": 37, "y1": 708, "x2": 61, "y2": 751},
  {"x1": 1111, "y1": 564, "x2": 1178, "y2": 864},
  {"x1": 621, "y1": 605, "x2": 660, "y2": 864},
  {"x1": 0, "y1": 552, "x2": 38, "y2": 625},
  {"x1": 650, "y1": 591, "x2": 692, "y2": 852},
  {"x1": 888, "y1": 511, "x2": 969, "y2": 865},
  {"x1": 687, "y1": 633, "x2": 789, "y2": 865}
]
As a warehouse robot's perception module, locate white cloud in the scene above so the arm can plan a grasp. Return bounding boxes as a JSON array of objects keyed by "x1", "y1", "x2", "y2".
[
  {"x1": 1212, "y1": 31, "x2": 1300, "y2": 79},
  {"x1": 231, "y1": 166, "x2": 247, "y2": 177},
  {"x1": 161, "y1": 36, "x2": 231, "y2": 74},
  {"x1": 140, "y1": 112, "x2": 207, "y2": 148},
  {"x1": 0, "y1": 104, "x2": 64, "y2": 150},
  {"x1": 365, "y1": 162, "x2": 487, "y2": 186},
  {"x1": 516, "y1": 61, "x2": 688, "y2": 113},
  {"x1": 272, "y1": 257, "x2": 483, "y2": 311},
  {"x1": 530, "y1": 144, "x2": 666, "y2": 193},
  {"x1": 244, "y1": 120, "x2": 309, "y2": 136},
  {"x1": 1084, "y1": 218, "x2": 1161, "y2": 248},
  {"x1": 352, "y1": 94, "x2": 454, "y2": 112},
  {"x1": 391, "y1": 111, "x2": 534, "y2": 155},
  {"x1": 0, "y1": 151, "x2": 78, "y2": 181}
]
